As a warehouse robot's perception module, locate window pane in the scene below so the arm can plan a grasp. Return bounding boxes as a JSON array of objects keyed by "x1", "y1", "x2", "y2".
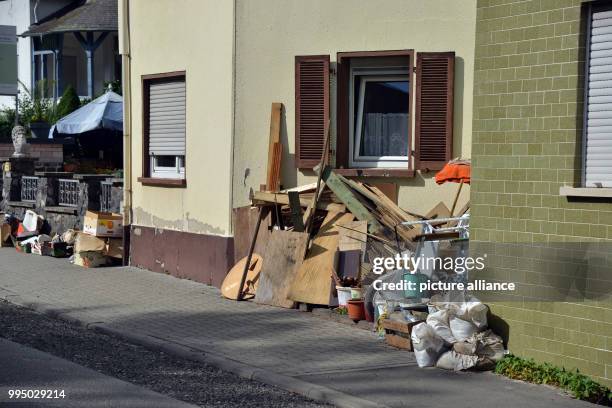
[
  {"x1": 155, "y1": 156, "x2": 177, "y2": 167},
  {"x1": 358, "y1": 80, "x2": 409, "y2": 157}
]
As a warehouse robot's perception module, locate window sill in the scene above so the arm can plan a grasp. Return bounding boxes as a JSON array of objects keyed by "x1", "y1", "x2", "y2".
[
  {"x1": 559, "y1": 186, "x2": 612, "y2": 199},
  {"x1": 7, "y1": 201, "x2": 36, "y2": 208},
  {"x1": 138, "y1": 177, "x2": 186, "y2": 188},
  {"x1": 334, "y1": 168, "x2": 415, "y2": 178},
  {"x1": 45, "y1": 206, "x2": 78, "y2": 215}
]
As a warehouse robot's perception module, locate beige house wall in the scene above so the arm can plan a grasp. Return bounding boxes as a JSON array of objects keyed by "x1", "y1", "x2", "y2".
[
  {"x1": 128, "y1": 0, "x2": 235, "y2": 236},
  {"x1": 233, "y1": 0, "x2": 477, "y2": 216}
]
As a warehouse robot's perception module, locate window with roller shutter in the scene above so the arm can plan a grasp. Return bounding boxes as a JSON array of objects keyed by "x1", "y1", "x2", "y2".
[
  {"x1": 583, "y1": 3, "x2": 612, "y2": 187},
  {"x1": 140, "y1": 71, "x2": 187, "y2": 185}
]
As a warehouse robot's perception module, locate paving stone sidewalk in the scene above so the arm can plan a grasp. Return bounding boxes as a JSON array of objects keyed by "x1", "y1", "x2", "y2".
[{"x1": 0, "y1": 248, "x2": 592, "y2": 408}]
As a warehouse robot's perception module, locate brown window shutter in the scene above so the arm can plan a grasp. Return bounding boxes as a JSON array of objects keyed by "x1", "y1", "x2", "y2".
[
  {"x1": 295, "y1": 55, "x2": 330, "y2": 169},
  {"x1": 415, "y1": 52, "x2": 454, "y2": 171}
]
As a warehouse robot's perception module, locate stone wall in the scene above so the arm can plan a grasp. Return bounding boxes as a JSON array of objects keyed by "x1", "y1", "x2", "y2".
[
  {"x1": 0, "y1": 142, "x2": 63, "y2": 172},
  {"x1": 1, "y1": 159, "x2": 122, "y2": 235},
  {"x1": 471, "y1": 0, "x2": 611, "y2": 386}
]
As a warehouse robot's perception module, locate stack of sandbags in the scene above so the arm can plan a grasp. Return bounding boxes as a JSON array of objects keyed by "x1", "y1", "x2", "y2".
[{"x1": 411, "y1": 296, "x2": 506, "y2": 370}]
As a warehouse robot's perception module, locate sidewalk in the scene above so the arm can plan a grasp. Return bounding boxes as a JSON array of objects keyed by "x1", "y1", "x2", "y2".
[{"x1": 0, "y1": 248, "x2": 592, "y2": 408}]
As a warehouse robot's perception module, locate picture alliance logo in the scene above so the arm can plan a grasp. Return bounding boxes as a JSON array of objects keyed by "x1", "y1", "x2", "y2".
[{"x1": 371, "y1": 253, "x2": 488, "y2": 275}]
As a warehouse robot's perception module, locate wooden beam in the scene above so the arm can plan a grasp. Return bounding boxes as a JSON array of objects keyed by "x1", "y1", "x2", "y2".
[
  {"x1": 288, "y1": 191, "x2": 304, "y2": 232},
  {"x1": 321, "y1": 166, "x2": 384, "y2": 235},
  {"x1": 251, "y1": 191, "x2": 345, "y2": 213},
  {"x1": 266, "y1": 103, "x2": 283, "y2": 191}
]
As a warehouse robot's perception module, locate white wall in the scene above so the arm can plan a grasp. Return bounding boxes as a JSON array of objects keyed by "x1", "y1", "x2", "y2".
[{"x1": 0, "y1": 0, "x2": 31, "y2": 109}]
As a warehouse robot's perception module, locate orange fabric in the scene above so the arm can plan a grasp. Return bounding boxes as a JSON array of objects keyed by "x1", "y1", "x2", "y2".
[{"x1": 435, "y1": 162, "x2": 471, "y2": 185}]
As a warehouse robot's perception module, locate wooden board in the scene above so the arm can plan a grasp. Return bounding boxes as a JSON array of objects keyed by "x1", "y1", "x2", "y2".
[
  {"x1": 337, "y1": 220, "x2": 367, "y2": 252},
  {"x1": 222, "y1": 254, "x2": 263, "y2": 300},
  {"x1": 425, "y1": 201, "x2": 451, "y2": 220},
  {"x1": 369, "y1": 182, "x2": 398, "y2": 204},
  {"x1": 288, "y1": 212, "x2": 354, "y2": 305},
  {"x1": 251, "y1": 191, "x2": 345, "y2": 213},
  {"x1": 255, "y1": 230, "x2": 308, "y2": 308},
  {"x1": 321, "y1": 167, "x2": 384, "y2": 235},
  {"x1": 266, "y1": 103, "x2": 282, "y2": 191},
  {"x1": 266, "y1": 142, "x2": 282, "y2": 192},
  {"x1": 232, "y1": 206, "x2": 272, "y2": 263}
]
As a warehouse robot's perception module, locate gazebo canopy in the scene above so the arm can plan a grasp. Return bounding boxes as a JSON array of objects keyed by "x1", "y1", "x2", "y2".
[{"x1": 21, "y1": 0, "x2": 117, "y2": 37}]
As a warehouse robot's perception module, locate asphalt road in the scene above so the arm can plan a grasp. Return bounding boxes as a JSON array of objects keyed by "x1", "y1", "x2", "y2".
[
  {"x1": 0, "y1": 338, "x2": 198, "y2": 408},
  {"x1": 0, "y1": 300, "x2": 331, "y2": 408}
]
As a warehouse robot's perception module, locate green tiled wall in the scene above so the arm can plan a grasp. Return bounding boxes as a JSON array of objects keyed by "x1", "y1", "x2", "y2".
[{"x1": 472, "y1": 0, "x2": 612, "y2": 386}]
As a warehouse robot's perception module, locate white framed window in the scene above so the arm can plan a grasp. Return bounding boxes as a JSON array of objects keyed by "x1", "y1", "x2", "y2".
[
  {"x1": 349, "y1": 67, "x2": 410, "y2": 168},
  {"x1": 150, "y1": 155, "x2": 185, "y2": 179}
]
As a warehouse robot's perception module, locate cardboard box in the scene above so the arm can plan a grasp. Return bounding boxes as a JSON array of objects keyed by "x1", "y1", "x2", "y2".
[{"x1": 83, "y1": 211, "x2": 123, "y2": 238}]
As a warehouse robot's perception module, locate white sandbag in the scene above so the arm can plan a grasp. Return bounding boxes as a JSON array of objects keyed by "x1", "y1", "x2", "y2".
[
  {"x1": 426, "y1": 310, "x2": 456, "y2": 345},
  {"x1": 436, "y1": 350, "x2": 478, "y2": 371},
  {"x1": 449, "y1": 314, "x2": 478, "y2": 341},
  {"x1": 471, "y1": 330, "x2": 505, "y2": 362},
  {"x1": 466, "y1": 300, "x2": 488, "y2": 329},
  {"x1": 453, "y1": 341, "x2": 477, "y2": 355},
  {"x1": 411, "y1": 322, "x2": 445, "y2": 368}
]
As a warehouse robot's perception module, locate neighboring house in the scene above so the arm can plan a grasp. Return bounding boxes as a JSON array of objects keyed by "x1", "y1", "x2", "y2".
[
  {"x1": 120, "y1": 0, "x2": 476, "y2": 285},
  {"x1": 472, "y1": 0, "x2": 611, "y2": 387},
  {"x1": 0, "y1": 0, "x2": 119, "y2": 109}
]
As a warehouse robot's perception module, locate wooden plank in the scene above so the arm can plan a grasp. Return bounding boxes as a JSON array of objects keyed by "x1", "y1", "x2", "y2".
[
  {"x1": 232, "y1": 206, "x2": 272, "y2": 264},
  {"x1": 289, "y1": 212, "x2": 354, "y2": 305},
  {"x1": 251, "y1": 191, "x2": 345, "y2": 213},
  {"x1": 321, "y1": 167, "x2": 384, "y2": 235},
  {"x1": 303, "y1": 121, "x2": 331, "y2": 232},
  {"x1": 281, "y1": 183, "x2": 317, "y2": 193},
  {"x1": 385, "y1": 333, "x2": 413, "y2": 351},
  {"x1": 337, "y1": 220, "x2": 367, "y2": 252},
  {"x1": 288, "y1": 191, "x2": 304, "y2": 232},
  {"x1": 369, "y1": 182, "x2": 397, "y2": 204},
  {"x1": 382, "y1": 319, "x2": 422, "y2": 334},
  {"x1": 266, "y1": 103, "x2": 282, "y2": 191},
  {"x1": 255, "y1": 230, "x2": 309, "y2": 308},
  {"x1": 266, "y1": 142, "x2": 282, "y2": 192},
  {"x1": 425, "y1": 201, "x2": 451, "y2": 221}
]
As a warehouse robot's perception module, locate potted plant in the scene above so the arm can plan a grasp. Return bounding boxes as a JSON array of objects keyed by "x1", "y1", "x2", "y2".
[{"x1": 27, "y1": 80, "x2": 56, "y2": 138}]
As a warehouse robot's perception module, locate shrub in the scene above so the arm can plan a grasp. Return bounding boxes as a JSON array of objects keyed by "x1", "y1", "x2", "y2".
[
  {"x1": 495, "y1": 354, "x2": 612, "y2": 405},
  {"x1": 56, "y1": 85, "x2": 80, "y2": 119}
]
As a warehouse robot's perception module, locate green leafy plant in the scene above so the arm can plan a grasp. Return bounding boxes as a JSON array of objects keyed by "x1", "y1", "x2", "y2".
[
  {"x1": 495, "y1": 354, "x2": 612, "y2": 405},
  {"x1": 56, "y1": 85, "x2": 81, "y2": 119}
]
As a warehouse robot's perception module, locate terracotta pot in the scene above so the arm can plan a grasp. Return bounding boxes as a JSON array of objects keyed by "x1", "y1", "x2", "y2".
[{"x1": 347, "y1": 300, "x2": 365, "y2": 322}]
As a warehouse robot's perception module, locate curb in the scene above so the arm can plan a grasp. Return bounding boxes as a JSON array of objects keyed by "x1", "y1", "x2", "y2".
[{"x1": 0, "y1": 290, "x2": 389, "y2": 408}]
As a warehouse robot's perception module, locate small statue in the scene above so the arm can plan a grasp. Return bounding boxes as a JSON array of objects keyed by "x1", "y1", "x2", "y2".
[{"x1": 11, "y1": 125, "x2": 28, "y2": 158}]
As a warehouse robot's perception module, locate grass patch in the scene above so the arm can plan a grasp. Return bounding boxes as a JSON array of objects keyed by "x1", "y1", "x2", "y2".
[{"x1": 495, "y1": 354, "x2": 611, "y2": 405}]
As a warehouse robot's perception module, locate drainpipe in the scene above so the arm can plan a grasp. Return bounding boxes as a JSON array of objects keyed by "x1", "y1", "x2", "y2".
[{"x1": 119, "y1": 0, "x2": 132, "y2": 260}]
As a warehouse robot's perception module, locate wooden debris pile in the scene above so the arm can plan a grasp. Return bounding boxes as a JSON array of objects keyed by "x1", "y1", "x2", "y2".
[{"x1": 224, "y1": 103, "x2": 470, "y2": 319}]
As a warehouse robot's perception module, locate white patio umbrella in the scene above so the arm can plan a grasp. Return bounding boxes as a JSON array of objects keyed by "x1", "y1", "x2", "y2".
[{"x1": 49, "y1": 91, "x2": 123, "y2": 138}]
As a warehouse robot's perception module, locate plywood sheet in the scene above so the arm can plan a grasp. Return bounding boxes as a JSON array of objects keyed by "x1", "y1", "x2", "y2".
[
  {"x1": 338, "y1": 220, "x2": 367, "y2": 252},
  {"x1": 255, "y1": 230, "x2": 309, "y2": 308},
  {"x1": 288, "y1": 212, "x2": 354, "y2": 305}
]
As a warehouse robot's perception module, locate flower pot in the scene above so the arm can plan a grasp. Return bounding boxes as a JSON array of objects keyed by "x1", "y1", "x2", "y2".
[
  {"x1": 350, "y1": 287, "x2": 362, "y2": 300},
  {"x1": 29, "y1": 121, "x2": 51, "y2": 139},
  {"x1": 347, "y1": 300, "x2": 365, "y2": 322},
  {"x1": 336, "y1": 286, "x2": 351, "y2": 306}
]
